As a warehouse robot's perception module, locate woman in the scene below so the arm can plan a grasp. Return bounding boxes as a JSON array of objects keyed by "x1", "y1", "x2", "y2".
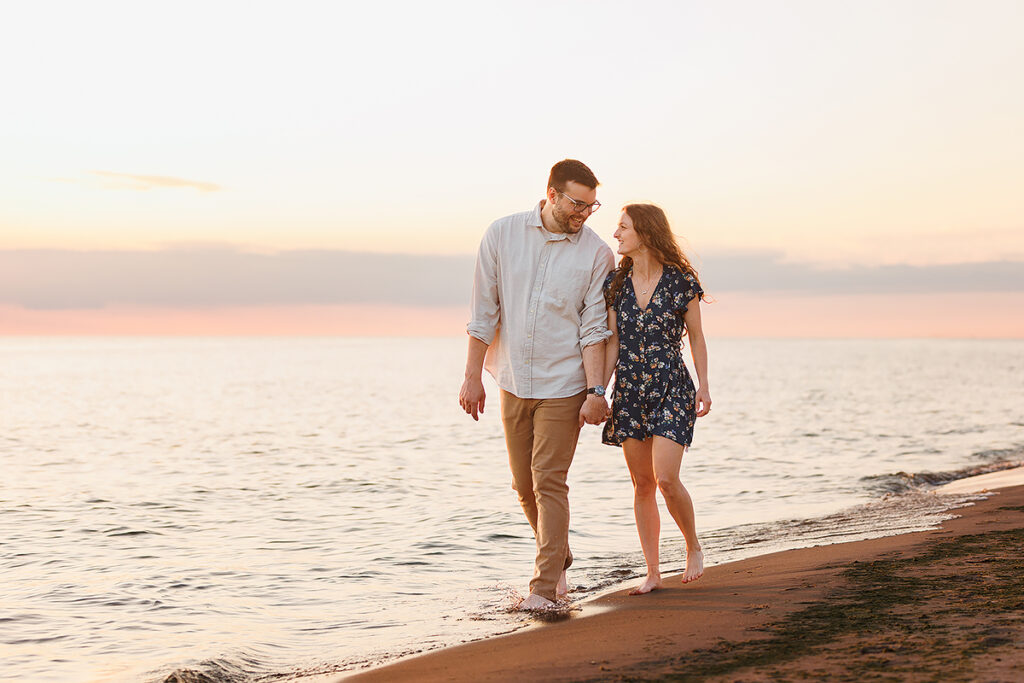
[{"x1": 601, "y1": 203, "x2": 711, "y2": 595}]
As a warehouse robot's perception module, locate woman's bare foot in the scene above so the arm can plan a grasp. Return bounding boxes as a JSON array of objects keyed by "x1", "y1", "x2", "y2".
[
  {"x1": 518, "y1": 593, "x2": 556, "y2": 611},
  {"x1": 628, "y1": 573, "x2": 662, "y2": 595},
  {"x1": 556, "y1": 570, "x2": 569, "y2": 600},
  {"x1": 682, "y1": 548, "x2": 704, "y2": 583}
]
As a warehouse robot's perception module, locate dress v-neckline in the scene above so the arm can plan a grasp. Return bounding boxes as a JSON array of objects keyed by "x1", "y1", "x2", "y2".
[{"x1": 630, "y1": 268, "x2": 664, "y2": 313}]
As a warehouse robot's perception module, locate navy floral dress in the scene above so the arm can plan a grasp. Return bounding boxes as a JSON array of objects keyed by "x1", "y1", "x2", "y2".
[{"x1": 602, "y1": 264, "x2": 704, "y2": 448}]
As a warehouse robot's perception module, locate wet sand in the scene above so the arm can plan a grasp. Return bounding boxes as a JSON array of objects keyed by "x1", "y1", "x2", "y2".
[{"x1": 343, "y1": 473, "x2": 1024, "y2": 682}]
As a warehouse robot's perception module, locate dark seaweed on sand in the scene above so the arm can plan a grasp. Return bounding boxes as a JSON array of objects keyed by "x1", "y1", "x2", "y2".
[{"x1": 599, "y1": 507, "x2": 1024, "y2": 683}]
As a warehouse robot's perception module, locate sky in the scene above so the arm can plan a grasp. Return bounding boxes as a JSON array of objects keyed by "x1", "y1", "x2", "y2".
[{"x1": 1, "y1": 0, "x2": 1022, "y2": 336}]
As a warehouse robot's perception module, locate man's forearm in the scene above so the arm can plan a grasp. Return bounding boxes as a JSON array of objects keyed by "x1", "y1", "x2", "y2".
[
  {"x1": 581, "y1": 341, "x2": 605, "y2": 388},
  {"x1": 465, "y1": 335, "x2": 489, "y2": 379}
]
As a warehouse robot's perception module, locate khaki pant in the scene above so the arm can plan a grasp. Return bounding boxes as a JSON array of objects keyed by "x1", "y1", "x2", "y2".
[{"x1": 500, "y1": 389, "x2": 587, "y2": 601}]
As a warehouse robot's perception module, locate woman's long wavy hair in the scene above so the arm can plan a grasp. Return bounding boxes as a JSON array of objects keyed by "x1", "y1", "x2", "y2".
[{"x1": 604, "y1": 203, "x2": 705, "y2": 309}]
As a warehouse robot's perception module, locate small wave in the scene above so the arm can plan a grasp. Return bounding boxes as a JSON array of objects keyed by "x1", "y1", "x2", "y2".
[
  {"x1": 157, "y1": 654, "x2": 272, "y2": 683},
  {"x1": 682, "y1": 487, "x2": 986, "y2": 581},
  {"x1": 861, "y1": 459, "x2": 1023, "y2": 495},
  {"x1": 564, "y1": 564, "x2": 641, "y2": 595},
  {"x1": 971, "y1": 444, "x2": 1024, "y2": 462},
  {"x1": 6, "y1": 634, "x2": 70, "y2": 645}
]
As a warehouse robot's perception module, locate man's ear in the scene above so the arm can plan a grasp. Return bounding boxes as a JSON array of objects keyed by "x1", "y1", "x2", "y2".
[{"x1": 546, "y1": 186, "x2": 558, "y2": 202}]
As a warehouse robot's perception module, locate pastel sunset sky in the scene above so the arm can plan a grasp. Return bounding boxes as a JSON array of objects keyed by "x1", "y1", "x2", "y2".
[{"x1": 2, "y1": 0, "x2": 1022, "y2": 336}]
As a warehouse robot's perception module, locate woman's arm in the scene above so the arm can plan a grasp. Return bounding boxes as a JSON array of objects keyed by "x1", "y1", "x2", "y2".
[
  {"x1": 602, "y1": 307, "x2": 619, "y2": 388},
  {"x1": 600, "y1": 307, "x2": 619, "y2": 421},
  {"x1": 683, "y1": 301, "x2": 711, "y2": 417}
]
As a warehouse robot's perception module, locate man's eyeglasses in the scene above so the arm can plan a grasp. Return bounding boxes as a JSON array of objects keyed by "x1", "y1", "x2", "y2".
[{"x1": 558, "y1": 191, "x2": 601, "y2": 214}]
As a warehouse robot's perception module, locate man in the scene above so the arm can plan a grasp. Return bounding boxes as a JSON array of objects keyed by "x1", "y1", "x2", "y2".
[{"x1": 459, "y1": 159, "x2": 615, "y2": 610}]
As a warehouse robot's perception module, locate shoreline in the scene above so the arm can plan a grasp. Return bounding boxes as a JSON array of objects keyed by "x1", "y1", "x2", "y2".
[{"x1": 338, "y1": 469, "x2": 1024, "y2": 682}]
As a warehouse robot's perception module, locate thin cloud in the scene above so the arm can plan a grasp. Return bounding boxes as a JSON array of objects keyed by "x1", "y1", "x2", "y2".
[
  {"x1": 89, "y1": 171, "x2": 221, "y2": 192},
  {"x1": 0, "y1": 248, "x2": 474, "y2": 310},
  {"x1": 44, "y1": 171, "x2": 222, "y2": 192},
  {"x1": 699, "y1": 249, "x2": 1024, "y2": 295},
  {"x1": 0, "y1": 247, "x2": 1022, "y2": 311}
]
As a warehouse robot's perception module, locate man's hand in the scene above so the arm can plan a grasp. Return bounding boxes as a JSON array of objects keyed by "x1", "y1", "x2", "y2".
[
  {"x1": 579, "y1": 395, "x2": 608, "y2": 427},
  {"x1": 459, "y1": 376, "x2": 486, "y2": 421}
]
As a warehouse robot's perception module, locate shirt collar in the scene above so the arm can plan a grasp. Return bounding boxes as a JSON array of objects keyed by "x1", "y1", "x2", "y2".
[{"x1": 528, "y1": 200, "x2": 583, "y2": 244}]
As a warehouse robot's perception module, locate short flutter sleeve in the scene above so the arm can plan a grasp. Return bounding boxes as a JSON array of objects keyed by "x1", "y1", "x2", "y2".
[{"x1": 674, "y1": 270, "x2": 704, "y2": 318}]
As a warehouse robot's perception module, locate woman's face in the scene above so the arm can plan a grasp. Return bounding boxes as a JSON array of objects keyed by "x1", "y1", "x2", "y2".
[{"x1": 613, "y1": 211, "x2": 643, "y2": 257}]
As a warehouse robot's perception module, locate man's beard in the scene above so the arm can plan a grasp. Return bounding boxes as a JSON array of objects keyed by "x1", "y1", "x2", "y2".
[{"x1": 553, "y1": 205, "x2": 583, "y2": 233}]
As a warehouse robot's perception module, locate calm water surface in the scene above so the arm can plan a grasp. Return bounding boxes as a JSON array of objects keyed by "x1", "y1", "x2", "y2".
[{"x1": 1, "y1": 337, "x2": 1022, "y2": 682}]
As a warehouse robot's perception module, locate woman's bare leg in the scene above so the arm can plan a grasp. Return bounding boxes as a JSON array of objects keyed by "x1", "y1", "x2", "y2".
[
  {"x1": 622, "y1": 438, "x2": 662, "y2": 594},
  {"x1": 652, "y1": 436, "x2": 704, "y2": 583}
]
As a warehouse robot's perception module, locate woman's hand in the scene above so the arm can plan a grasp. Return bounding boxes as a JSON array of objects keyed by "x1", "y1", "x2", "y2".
[{"x1": 695, "y1": 386, "x2": 712, "y2": 417}]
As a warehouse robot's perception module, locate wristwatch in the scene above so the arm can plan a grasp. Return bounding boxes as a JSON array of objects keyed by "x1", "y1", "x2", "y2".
[{"x1": 586, "y1": 385, "x2": 606, "y2": 397}]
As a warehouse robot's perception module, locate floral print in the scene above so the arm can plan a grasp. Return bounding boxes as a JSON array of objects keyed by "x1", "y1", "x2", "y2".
[{"x1": 602, "y1": 264, "x2": 704, "y2": 448}]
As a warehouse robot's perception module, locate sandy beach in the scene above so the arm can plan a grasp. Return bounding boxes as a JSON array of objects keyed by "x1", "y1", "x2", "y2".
[{"x1": 344, "y1": 473, "x2": 1024, "y2": 682}]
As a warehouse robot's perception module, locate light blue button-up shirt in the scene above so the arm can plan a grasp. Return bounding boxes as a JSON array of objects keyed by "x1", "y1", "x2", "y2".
[{"x1": 467, "y1": 201, "x2": 615, "y2": 399}]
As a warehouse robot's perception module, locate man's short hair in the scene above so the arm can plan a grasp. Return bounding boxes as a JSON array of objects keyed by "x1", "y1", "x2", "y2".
[{"x1": 547, "y1": 159, "x2": 599, "y2": 192}]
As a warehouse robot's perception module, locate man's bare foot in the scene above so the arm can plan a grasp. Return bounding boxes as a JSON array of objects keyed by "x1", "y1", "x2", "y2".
[
  {"x1": 628, "y1": 573, "x2": 662, "y2": 595},
  {"x1": 682, "y1": 548, "x2": 704, "y2": 583},
  {"x1": 556, "y1": 571, "x2": 569, "y2": 600},
  {"x1": 519, "y1": 593, "x2": 556, "y2": 611}
]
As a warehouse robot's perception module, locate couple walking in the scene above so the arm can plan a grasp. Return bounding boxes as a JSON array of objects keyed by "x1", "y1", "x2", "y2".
[{"x1": 459, "y1": 159, "x2": 711, "y2": 610}]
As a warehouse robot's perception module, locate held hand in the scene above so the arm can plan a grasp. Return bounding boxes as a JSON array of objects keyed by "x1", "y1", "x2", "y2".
[
  {"x1": 695, "y1": 386, "x2": 712, "y2": 417},
  {"x1": 459, "y1": 376, "x2": 486, "y2": 421},
  {"x1": 579, "y1": 395, "x2": 609, "y2": 428}
]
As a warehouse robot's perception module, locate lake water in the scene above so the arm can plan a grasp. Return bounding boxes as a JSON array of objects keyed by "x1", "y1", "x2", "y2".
[{"x1": 2, "y1": 337, "x2": 1022, "y2": 682}]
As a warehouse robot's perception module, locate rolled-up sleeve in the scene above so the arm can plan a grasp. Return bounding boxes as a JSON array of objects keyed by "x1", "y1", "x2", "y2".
[
  {"x1": 466, "y1": 222, "x2": 501, "y2": 345},
  {"x1": 579, "y1": 244, "x2": 615, "y2": 348}
]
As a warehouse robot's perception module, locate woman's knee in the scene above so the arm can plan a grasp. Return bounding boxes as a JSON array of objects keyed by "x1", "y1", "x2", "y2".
[
  {"x1": 633, "y1": 475, "x2": 657, "y2": 498},
  {"x1": 655, "y1": 473, "x2": 682, "y2": 496}
]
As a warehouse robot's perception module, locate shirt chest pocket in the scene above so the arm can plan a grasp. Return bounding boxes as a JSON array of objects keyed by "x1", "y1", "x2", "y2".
[{"x1": 542, "y1": 268, "x2": 590, "y2": 318}]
